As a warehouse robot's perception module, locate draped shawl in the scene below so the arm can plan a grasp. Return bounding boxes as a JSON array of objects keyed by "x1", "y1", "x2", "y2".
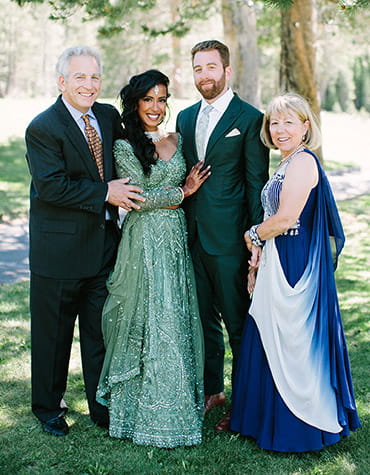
[{"x1": 250, "y1": 150, "x2": 357, "y2": 433}]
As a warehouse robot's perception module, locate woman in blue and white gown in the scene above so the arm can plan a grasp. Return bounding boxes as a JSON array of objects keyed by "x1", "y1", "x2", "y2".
[{"x1": 230, "y1": 93, "x2": 361, "y2": 452}]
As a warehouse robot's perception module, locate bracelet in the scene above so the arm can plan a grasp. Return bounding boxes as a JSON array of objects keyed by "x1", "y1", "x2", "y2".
[
  {"x1": 178, "y1": 187, "x2": 185, "y2": 203},
  {"x1": 248, "y1": 224, "x2": 265, "y2": 247}
]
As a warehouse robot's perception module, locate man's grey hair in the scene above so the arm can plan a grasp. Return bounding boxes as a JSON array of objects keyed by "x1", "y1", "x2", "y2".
[{"x1": 56, "y1": 46, "x2": 102, "y2": 78}]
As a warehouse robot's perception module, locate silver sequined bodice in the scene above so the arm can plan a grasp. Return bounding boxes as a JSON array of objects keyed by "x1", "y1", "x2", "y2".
[{"x1": 262, "y1": 154, "x2": 301, "y2": 234}]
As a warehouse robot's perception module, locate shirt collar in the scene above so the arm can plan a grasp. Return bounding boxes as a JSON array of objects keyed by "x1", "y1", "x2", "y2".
[
  {"x1": 199, "y1": 87, "x2": 234, "y2": 115},
  {"x1": 61, "y1": 96, "x2": 96, "y2": 122}
]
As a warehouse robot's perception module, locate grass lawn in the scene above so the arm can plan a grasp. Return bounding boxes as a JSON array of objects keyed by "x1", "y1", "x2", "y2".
[
  {"x1": 0, "y1": 115, "x2": 369, "y2": 474},
  {"x1": 0, "y1": 139, "x2": 30, "y2": 222}
]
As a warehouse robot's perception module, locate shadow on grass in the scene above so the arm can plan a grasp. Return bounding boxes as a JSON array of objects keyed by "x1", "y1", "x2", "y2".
[
  {"x1": 1, "y1": 374, "x2": 367, "y2": 475},
  {"x1": 0, "y1": 139, "x2": 29, "y2": 184},
  {"x1": 0, "y1": 282, "x2": 30, "y2": 365},
  {"x1": 0, "y1": 197, "x2": 369, "y2": 473},
  {"x1": 0, "y1": 138, "x2": 30, "y2": 221}
]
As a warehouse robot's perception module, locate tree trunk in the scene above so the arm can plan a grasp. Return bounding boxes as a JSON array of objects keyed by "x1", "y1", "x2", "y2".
[
  {"x1": 3, "y1": 13, "x2": 17, "y2": 97},
  {"x1": 170, "y1": 0, "x2": 182, "y2": 98},
  {"x1": 221, "y1": 0, "x2": 260, "y2": 108},
  {"x1": 280, "y1": 0, "x2": 320, "y2": 118},
  {"x1": 280, "y1": 0, "x2": 322, "y2": 157}
]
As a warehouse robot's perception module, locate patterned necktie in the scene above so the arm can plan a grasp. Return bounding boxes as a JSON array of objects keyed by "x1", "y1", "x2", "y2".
[
  {"x1": 195, "y1": 104, "x2": 213, "y2": 161},
  {"x1": 81, "y1": 114, "x2": 104, "y2": 180}
]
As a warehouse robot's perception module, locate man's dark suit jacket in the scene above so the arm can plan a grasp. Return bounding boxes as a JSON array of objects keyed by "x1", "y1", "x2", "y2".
[
  {"x1": 176, "y1": 94, "x2": 269, "y2": 256},
  {"x1": 25, "y1": 95, "x2": 123, "y2": 279}
]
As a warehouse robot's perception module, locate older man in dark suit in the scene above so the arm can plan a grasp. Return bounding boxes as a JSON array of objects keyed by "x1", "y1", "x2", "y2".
[
  {"x1": 25, "y1": 46, "x2": 144, "y2": 436},
  {"x1": 176, "y1": 40, "x2": 269, "y2": 430}
]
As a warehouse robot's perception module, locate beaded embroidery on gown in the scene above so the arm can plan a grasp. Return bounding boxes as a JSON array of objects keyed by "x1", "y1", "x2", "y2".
[
  {"x1": 97, "y1": 136, "x2": 204, "y2": 448},
  {"x1": 230, "y1": 149, "x2": 361, "y2": 452}
]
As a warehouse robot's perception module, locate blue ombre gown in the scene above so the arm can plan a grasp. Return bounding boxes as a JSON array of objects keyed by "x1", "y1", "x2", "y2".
[{"x1": 230, "y1": 149, "x2": 361, "y2": 452}]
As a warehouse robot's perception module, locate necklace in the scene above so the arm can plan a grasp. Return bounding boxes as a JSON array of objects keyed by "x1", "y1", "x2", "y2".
[
  {"x1": 144, "y1": 129, "x2": 168, "y2": 143},
  {"x1": 278, "y1": 144, "x2": 305, "y2": 166}
]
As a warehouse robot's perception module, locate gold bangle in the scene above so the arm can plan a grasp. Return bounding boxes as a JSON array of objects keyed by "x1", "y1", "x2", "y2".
[{"x1": 178, "y1": 187, "x2": 185, "y2": 203}]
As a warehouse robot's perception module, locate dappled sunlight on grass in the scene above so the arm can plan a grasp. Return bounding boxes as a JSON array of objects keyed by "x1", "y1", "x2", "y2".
[
  {"x1": 334, "y1": 195, "x2": 370, "y2": 434},
  {"x1": 0, "y1": 281, "x2": 29, "y2": 314},
  {"x1": 340, "y1": 294, "x2": 370, "y2": 306},
  {"x1": 0, "y1": 137, "x2": 369, "y2": 472},
  {"x1": 0, "y1": 282, "x2": 30, "y2": 372}
]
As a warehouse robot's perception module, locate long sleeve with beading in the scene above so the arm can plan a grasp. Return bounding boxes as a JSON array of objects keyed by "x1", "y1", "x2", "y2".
[{"x1": 113, "y1": 139, "x2": 184, "y2": 211}]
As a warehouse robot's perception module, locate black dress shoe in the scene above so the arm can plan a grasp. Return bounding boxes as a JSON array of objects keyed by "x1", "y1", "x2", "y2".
[{"x1": 42, "y1": 416, "x2": 69, "y2": 436}]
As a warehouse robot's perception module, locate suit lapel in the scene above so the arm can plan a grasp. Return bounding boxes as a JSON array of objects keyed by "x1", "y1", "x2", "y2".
[
  {"x1": 55, "y1": 97, "x2": 101, "y2": 181},
  {"x1": 184, "y1": 102, "x2": 201, "y2": 166},
  {"x1": 205, "y1": 95, "x2": 242, "y2": 160}
]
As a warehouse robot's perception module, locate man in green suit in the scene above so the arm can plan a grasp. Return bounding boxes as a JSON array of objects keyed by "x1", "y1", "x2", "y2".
[
  {"x1": 25, "y1": 46, "x2": 144, "y2": 436},
  {"x1": 176, "y1": 40, "x2": 269, "y2": 430}
]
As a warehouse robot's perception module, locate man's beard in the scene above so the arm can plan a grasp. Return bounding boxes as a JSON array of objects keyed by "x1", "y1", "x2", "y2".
[{"x1": 196, "y1": 73, "x2": 226, "y2": 100}]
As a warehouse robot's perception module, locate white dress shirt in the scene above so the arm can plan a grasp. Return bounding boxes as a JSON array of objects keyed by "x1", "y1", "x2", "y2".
[
  {"x1": 196, "y1": 87, "x2": 234, "y2": 153},
  {"x1": 61, "y1": 96, "x2": 102, "y2": 140}
]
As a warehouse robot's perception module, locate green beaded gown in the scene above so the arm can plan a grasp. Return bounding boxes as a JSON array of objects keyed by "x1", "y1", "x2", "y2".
[{"x1": 97, "y1": 136, "x2": 204, "y2": 448}]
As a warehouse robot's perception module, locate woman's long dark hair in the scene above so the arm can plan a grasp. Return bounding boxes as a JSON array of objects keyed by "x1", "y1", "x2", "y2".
[{"x1": 119, "y1": 69, "x2": 170, "y2": 175}]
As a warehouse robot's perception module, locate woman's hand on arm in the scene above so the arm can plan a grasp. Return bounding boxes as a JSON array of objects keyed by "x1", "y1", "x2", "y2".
[{"x1": 181, "y1": 160, "x2": 211, "y2": 198}]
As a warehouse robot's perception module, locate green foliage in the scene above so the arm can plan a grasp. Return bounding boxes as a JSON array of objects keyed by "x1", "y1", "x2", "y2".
[
  {"x1": 353, "y1": 56, "x2": 370, "y2": 112},
  {"x1": 316, "y1": 3, "x2": 370, "y2": 115},
  {"x1": 262, "y1": 0, "x2": 293, "y2": 9},
  {"x1": 335, "y1": 70, "x2": 352, "y2": 112},
  {"x1": 47, "y1": 0, "x2": 155, "y2": 23},
  {"x1": 141, "y1": 0, "x2": 216, "y2": 38},
  {"x1": 13, "y1": 0, "x2": 44, "y2": 4},
  {"x1": 23, "y1": 0, "x2": 217, "y2": 38},
  {"x1": 10, "y1": 0, "x2": 370, "y2": 39},
  {"x1": 4, "y1": 0, "x2": 370, "y2": 109},
  {"x1": 341, "y1": 0, "x2": 370, "y2": 10},
  {"x1": 322, "y1": 83, "x2": 337, "y2": 112}
]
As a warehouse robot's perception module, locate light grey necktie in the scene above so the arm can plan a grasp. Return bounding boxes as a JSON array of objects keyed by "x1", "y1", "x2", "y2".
[{"x1": 195, "y1": 104, "x2": 213, "y2": 160}]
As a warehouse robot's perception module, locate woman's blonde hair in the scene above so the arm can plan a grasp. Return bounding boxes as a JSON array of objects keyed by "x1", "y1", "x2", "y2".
[{"x1": 261, "y1": 93, "x2": 322, "y2": 151}]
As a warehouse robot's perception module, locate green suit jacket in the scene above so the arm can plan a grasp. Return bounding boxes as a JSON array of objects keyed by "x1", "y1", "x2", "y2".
[
  {"x1": 176, "y1": 93, "x2": 269, "y2": 256},
  {"x1": 25, "y1": 95, "x2": 123, "y2": 279}
]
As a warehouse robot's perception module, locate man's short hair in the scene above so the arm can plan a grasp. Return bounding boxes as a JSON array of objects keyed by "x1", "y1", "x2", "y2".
[
  {"x1": 191, "y1": 40, "x2": 230, "y2": 68},
  {"x1": 56, "y1": 46, "x2": 102, "y2": 79}
]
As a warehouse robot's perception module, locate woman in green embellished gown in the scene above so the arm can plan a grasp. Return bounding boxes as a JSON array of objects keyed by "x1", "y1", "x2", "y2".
[{"x1": 97, "y1": 70, "x2": 210, "y2": 448}]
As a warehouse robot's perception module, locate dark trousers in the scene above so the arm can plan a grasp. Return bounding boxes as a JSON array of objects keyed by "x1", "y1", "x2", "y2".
[
  {"x1": 30, "y1": 221, "x2": 119, "y2": 424},
  {"x1": 191, "y1": 238, "x2": 249, "y2": 395}
]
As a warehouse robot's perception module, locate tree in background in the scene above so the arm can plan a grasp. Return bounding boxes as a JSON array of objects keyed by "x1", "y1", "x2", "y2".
[
  {"x1": 222, "y1": 0, "x2": 260, "y2": 107},
  {"x1": 279, "y1": 0, "x2": 320, "y2": 117},
  {"x1": 4, "y1": 0, "x2": 370, "y2": 110},
  {"x1": 353, "y1": 55, "x2": 370, "y2": 112},
  {"x1": 336, "y1": 70, "x2": 352, "y2": 112}
]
